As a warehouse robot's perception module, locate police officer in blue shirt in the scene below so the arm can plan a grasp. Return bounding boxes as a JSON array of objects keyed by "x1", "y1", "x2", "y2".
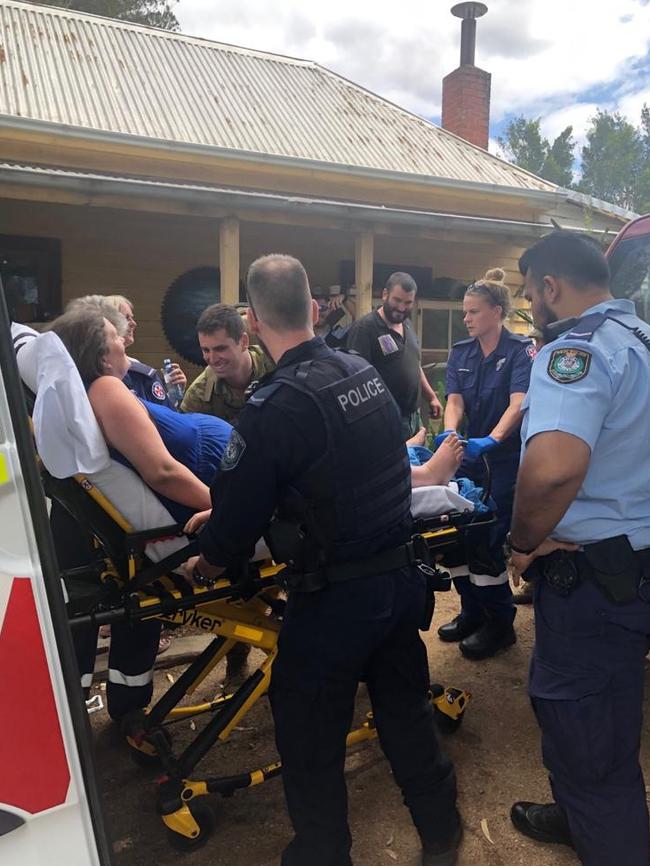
[
  {"x1": 186, "y1": 254, "x2": 462, "y2": 866},
  {"x1": 437, "y1": 268, "x2": 534, "y2": 659},
  {"x1": 507, "y1": 231, "x2": 650, "y2": 866}
]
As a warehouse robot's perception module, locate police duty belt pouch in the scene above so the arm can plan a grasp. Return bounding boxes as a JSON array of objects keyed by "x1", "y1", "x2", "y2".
[{"x1": 581, "y1": 535, "x2": 643, "y2": 604}]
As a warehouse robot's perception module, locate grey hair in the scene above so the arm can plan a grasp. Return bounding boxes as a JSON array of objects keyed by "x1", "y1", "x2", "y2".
[
  {"x1": 66, "y1": 294, "x2": 128, "y2": 338},
  {"x1": 48, "y1": 307, "x2": 113, "y2": 385}
]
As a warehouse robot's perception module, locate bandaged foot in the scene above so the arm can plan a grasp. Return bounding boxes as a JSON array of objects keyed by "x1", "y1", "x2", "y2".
[{"x1": 411, "y1": 434, "x2": 463, "y2": 488}]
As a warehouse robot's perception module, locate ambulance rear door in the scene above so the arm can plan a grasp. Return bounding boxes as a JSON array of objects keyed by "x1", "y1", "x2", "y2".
[{"x1": 0, "y1": 284, "x2": 113, "y2": 866}]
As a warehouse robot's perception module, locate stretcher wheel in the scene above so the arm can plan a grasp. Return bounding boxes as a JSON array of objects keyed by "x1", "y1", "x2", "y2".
[
  {"x1": 127, "y1": 725, "x2": 173, "y2": 768},
  {"x1": 166, "y1": 798, "x2": 217, "y2": 852},
  {"x1": 434, "y1": 706, "x2": 463, "y2": 734}
]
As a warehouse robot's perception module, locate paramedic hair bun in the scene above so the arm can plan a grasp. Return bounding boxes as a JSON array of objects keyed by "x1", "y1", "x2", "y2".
[{"x1": 483, "y1": 267, "x2": 506, "y2": 283}]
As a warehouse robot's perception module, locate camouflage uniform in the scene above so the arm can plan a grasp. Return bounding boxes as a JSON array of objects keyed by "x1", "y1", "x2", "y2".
[{"x1": 180, "y1": 345, "x2": 274, "y2": 422}]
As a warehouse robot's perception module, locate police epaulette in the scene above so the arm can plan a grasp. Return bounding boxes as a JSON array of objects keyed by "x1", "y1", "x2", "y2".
[
  {"x1": 451, "y1": 337, "x2": 474, "y2": 347},
  {"x1": 247, "y1": 382, "x2": 283, "y2": 406},
  {"x1": 506, "y1": 332, "x2": 532, "y2": 343},
  {"x1": 562, "y1": 313, "x2": 608, "y2": 343}
]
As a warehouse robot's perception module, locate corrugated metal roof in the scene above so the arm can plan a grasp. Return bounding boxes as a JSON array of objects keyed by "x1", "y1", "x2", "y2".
[{"x1": 0, "y1": 0, "x2": 555, "y2": 191}]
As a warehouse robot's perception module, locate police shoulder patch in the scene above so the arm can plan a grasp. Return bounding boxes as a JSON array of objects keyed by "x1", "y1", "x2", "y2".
[
  {"x1": 220, "y1": 429, "x2": 246, "y2": 471},
  {"x1": 547, "y1": 347, "x2": 592, "y2": 384}
]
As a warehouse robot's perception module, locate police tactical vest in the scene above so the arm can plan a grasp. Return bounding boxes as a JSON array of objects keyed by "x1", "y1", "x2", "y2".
[{"x1": 258, "y1": 348, "x2": 412, "y2": 566}]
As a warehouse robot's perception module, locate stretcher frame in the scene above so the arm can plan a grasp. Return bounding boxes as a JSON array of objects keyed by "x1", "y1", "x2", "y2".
[{"x1": 40, "y1": 443, "x2": 493, "y2": 851}]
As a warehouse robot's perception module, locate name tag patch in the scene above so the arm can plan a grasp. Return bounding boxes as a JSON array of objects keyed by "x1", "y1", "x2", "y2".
[
  {"x1": 377, "y1": 334, "x2": 399, "y2": 356},
  {"x1": 547, "y1": 348, "x2": 591, "y2": 384}
]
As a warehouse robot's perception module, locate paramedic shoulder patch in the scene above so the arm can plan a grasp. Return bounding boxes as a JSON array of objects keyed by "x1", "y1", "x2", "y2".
[
  {"x1": 221, "y1": 430, "x2": 246, "y2": 471},
  {"x1": 547, "y1": 347, "x2": 592, "y2": 384}
]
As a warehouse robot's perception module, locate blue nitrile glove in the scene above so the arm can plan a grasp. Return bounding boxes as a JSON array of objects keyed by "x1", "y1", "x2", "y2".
[
  {"x1": 434, "y1": 429, "x2": 456, "y2": 449},
  {"x1": 464, "y1": 436, "x2": 499, "y2": 460}
]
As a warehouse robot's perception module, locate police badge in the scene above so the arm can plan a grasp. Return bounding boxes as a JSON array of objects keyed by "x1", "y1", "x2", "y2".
[
  {"x1": 547, "y1": 348, "x2": 592, "y2": 384},
  {"x1": 220, "y1": 429, "x2": 246, "y2": 471}
]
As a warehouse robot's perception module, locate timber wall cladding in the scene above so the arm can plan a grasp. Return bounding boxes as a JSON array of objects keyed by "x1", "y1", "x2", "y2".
[{"x1": 0, "y1": 197, "x2": 529, "y2": 367}]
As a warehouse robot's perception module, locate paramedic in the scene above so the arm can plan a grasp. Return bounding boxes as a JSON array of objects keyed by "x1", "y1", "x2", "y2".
[{"x1": 437, "y1": 268, "x2": 534, "y2": 660}]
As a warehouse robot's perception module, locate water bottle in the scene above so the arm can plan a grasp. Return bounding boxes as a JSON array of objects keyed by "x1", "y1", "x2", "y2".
[{"x1": 162, "y1": 358, "x2": 184, "y2": 408}]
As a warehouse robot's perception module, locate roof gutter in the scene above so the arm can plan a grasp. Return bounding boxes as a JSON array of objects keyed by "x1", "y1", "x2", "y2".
[
  {"x1": 0, "y1": 114, "x2": 566, "y2": 209},
  {"x1": 0, "y1": 162, "x2": 568, "y2": 237}
]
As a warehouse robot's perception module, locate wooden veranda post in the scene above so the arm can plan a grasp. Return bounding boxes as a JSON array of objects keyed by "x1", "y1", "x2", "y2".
[
  {"x1": 219, "y1": 217, "x2": 240, "y2": 305},
  {"x1": 355, "y1": 230, "x2": 374, "y2": 318}
]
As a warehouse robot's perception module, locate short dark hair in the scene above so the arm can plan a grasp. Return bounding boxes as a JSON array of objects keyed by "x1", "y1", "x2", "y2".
[
  {"x1": 49, "y1": 307, "x2": 110, "y2": 384},
  {"x1": 246, "y1": 254, "x2": 311, "y2": 331},
  {"x1": 519, "y1": 231, "x2": 609, "y2": 290},
  {"x1": 385, "y1": 272, "x2": 417, "y2": 294},
  {"x1": 196, "y1": 303, "x2": 245, "y2": 341}
]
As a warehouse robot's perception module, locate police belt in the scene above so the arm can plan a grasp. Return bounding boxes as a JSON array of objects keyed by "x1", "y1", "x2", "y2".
[
  {"x1": 278, "y1": 537, "x2": 426, "y2": 594},
  {"x1": 526, "y1": 534, "x2": 650, "y2": 604}
]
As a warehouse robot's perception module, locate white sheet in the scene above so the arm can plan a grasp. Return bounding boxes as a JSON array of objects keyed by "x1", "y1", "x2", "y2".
[
  {"x1": 410, "y1": 482, "x2": 474, "y2": 519},
  {"x1": 16, "y1": 331, "x2": 110, "y2": 478}
]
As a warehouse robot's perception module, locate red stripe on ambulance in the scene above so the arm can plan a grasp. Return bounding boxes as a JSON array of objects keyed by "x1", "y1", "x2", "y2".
[{"x1": 0, "y1": 577, "x2": 70, "y2": 812}]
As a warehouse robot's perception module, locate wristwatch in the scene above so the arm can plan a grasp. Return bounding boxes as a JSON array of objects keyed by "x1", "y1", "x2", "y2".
[
  {"x1": 504, "y1": 532, "x2": 536, "y2": 558},
  {"x1": 192, "y1": 563, "x2": 217, "y2": 588}
]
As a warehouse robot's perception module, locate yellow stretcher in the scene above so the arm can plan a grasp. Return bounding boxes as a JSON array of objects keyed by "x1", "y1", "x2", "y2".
[{"x1": 44, "y1": 465, "x2": 485, "y2": 851}]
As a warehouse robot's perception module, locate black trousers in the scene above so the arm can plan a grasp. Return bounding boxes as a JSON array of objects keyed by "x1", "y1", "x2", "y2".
[
  {"x1": 269, "y1": 565, "x2": 458, "y2": 866},
  {"x1": 51, "y1": 501, "x2": 160, "y2": 721}
]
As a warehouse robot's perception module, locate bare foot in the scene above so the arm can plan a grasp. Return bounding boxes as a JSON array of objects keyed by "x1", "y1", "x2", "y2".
[
  {"x1": 406, "y1": 427, "x2": 427, "y2": 448},
  {"x1": 411, "y1": 434, "x2": 463, "y2": 488}
]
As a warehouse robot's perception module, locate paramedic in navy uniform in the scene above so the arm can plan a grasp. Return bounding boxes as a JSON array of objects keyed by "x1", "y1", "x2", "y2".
[
  {"x1": 508, "y1": 231, "x2": 650, "y2": 866},
  {"x1": 186, "y1": 254, "x2": 462, "y2": 866},
  {"x1": 437, "y1": 268, "x2": 534, "y2": 659}
]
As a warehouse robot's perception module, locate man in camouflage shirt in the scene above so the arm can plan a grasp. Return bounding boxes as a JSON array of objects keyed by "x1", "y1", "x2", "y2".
[
  {"x1": 181, "y1": 303, "x2": 274, "y2": 423},
  {"x1": 181, "y1": 303, "x2": 274, "y2": 683}
]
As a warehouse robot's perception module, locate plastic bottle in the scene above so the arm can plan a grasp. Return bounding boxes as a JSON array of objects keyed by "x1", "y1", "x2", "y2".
[{"x1": 162, "y1": 358, "x2": 184, "y2": 408}]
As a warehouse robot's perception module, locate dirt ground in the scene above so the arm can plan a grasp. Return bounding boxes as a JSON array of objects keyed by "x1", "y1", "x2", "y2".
[{"x1": 89, "y1": 590, "x2": 650, "y2": 866}]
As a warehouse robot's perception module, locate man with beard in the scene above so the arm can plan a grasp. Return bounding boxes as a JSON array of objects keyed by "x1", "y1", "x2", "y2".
[
  {"x1": 346, "y1": 272, "x2": 442, "y2": 439},
  {"x1": 507, "y1": 231, "x2": 650, "y2": 866}
]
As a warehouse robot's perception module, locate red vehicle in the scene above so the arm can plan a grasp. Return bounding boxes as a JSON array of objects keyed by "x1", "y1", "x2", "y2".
[{"x1": 607, "y1": 214, "x2": 650, "y2": 322}]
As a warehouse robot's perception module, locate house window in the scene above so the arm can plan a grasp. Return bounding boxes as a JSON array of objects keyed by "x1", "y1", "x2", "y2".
[
  {"x1": 0, "y1": 235, "x2": 62, "y2": 323},
  {"x1": 417, "y1": 302, "x2": 466, "y2": 364}
]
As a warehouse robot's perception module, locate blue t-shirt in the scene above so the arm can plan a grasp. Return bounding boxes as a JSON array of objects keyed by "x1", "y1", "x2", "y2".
[
  {"x1": 112, "y1": 402, "x2": 232, "y2": 524},
  {"x1": 446, "y1": 327, "x2": 534, "y2": 464},
  {"x1": 521, "y1": 299, "x2": 650, "y2": 549}
]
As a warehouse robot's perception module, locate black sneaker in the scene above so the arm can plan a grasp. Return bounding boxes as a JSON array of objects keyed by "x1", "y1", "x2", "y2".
[
  {"x1": 510, "y1": 801, "x2": 575, "y2": 848},
  {"x1": 422, "y1": 824, "x2": 463, "y2": 866},
  {"x1": 459, "y1": 619, "x2": 516, "y2": 660}
]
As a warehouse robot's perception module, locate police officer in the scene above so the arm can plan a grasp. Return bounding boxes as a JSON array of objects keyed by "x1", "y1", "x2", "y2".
[
  {"x1": 186, "y1": 254, "x2": 461, "y2": 866},
  {"x1": 507, "y1": 231, "x2": 650, "y2": 866},
  {"x1": 437, "y1": 268, "x2": 534, "y2": 659}
]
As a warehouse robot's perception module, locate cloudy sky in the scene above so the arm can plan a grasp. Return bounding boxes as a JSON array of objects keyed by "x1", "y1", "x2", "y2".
[{"x1": 176, "y1": 0, "x2": 650, "y2": 159}]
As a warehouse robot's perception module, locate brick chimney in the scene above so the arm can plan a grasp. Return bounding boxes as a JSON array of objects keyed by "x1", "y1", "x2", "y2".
[{"x1": 441, "y1": 2, "x2": 491, "y2": 150}]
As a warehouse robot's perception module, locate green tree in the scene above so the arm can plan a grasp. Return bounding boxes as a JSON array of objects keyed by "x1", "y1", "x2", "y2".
[
  {"x1": 29, "y1": 0, "x2": 179, "y2": 30},
  {"x1": 498, "y1": 116, "x2": 575, "y2": 186},
  {"x1": 579, "y1": 110, "x2": 645, "y2": 211}
]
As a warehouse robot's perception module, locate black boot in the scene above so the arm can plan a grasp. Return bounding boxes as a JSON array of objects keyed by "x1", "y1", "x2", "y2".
[
  {"x1": 510, "y1": 801, "x2": 575, "y2": 848},
  {"x1": 437, "y1": 614, "x2": 482, "y2": 643},
  {"x1": 422, "y1": 823, "x2": 463, "y2": 866},
  {"x1": 459, "y1": 618, "x2": 515, "y2": 660}
]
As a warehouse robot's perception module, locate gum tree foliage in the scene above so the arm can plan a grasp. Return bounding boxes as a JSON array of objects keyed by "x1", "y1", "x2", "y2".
[
  {"x1": 28, "y1": 0, "x2": 179, "y2": 30},
  {"x1": 498, "y1": 116, "x2": 575, "y2": 187}
]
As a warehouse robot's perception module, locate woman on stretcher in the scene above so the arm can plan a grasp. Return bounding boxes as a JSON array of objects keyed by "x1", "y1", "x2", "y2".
[{"x1": 49, "y1": 304, "x2": 465, "y2": 532}]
